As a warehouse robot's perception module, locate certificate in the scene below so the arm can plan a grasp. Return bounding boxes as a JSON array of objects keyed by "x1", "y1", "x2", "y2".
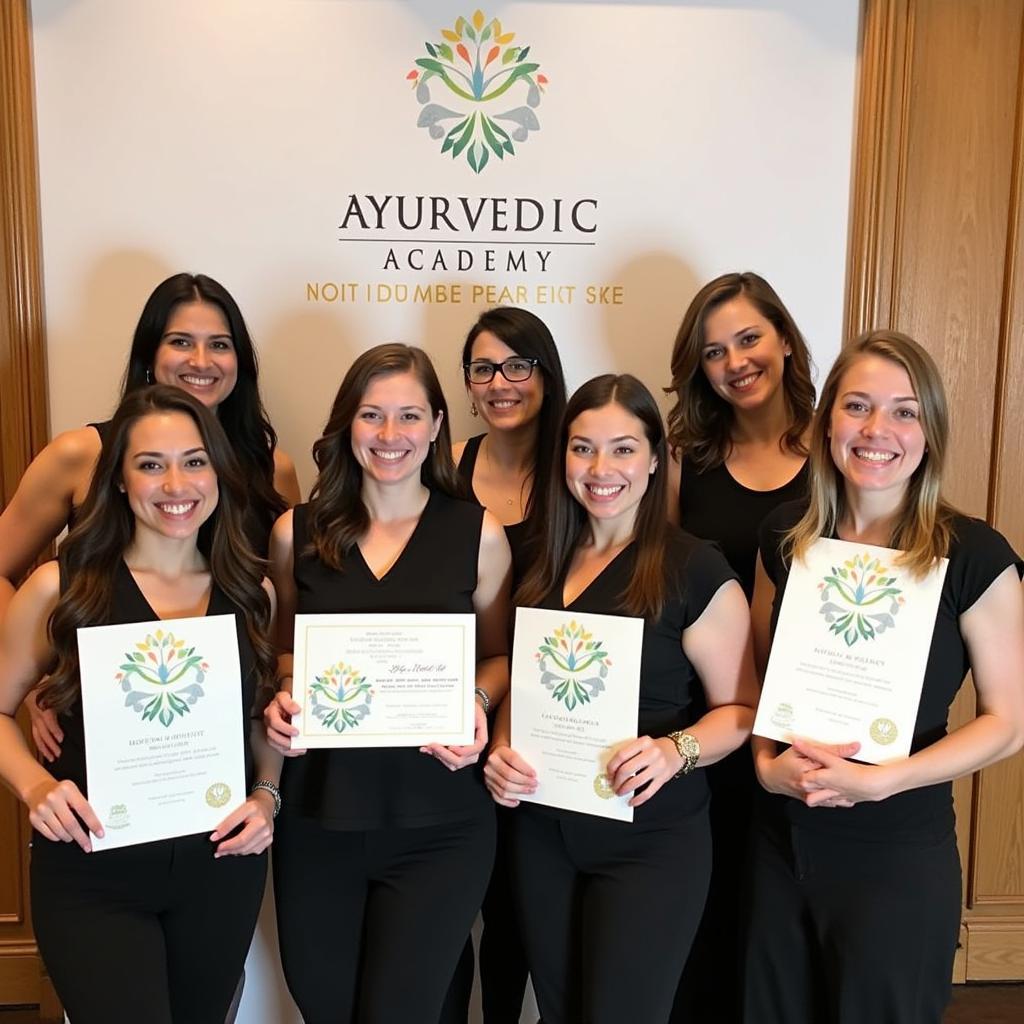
[
  {"x1": 291, "y1": 613, "x2": 476, "y2": 748},
  {"x1": 754, "y1": 537, "x2": 948, "y2": 763},
  {"x1": 77, "y1": 614, "x2": 245, "y2": 852},
  {"x1": 511, "y1": 608, "x2": 643, "y2": 822}
]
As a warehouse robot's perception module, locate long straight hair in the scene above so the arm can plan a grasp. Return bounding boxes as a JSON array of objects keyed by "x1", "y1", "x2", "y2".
[
  {"x1": 517, "y1": 374, "x2": 671, "y2": 619},
  {"x1": 786, "y1": 330, "x2": 957, "y2": 576},
  {"x1": 121, "y1": 273, "x2": 285, "y2": 554},
  {"x1": 308, "y1": 344, "x2": 459, "y2": 569},
  {"x1": 665, "y1": 272, "x2": 815, "y2": 469},
  {"x1": 39, "y1": 386, "x2": 275, "y2": 713}
]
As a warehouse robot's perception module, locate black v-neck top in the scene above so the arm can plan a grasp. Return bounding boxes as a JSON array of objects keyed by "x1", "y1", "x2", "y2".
[
  {"x1": 529, "y1": 528, "x2": 738, "y2": 823},
  {"x1": 283, "y1": 490, "x2": 490, "y2": 830},
  {"x1": 679, "y1": 455, "x2": 808, "y2": 602},
  {"x1": 457, "y1": 433, "x2": 532, "y2": 585},
  {"x1": 50, "y1": 558, "x2": 259, "y2": 798},
  {"x1": 759, "y1": 501, "x2": 1022, "y2": 842}
]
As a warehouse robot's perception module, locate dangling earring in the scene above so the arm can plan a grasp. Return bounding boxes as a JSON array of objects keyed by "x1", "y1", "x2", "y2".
[
  {"x1": 145, "y1": 366, "x2": 154, "y2": 385},
  {"x1": 470, "y1": 402, "x2": 478, "y2": 417}
]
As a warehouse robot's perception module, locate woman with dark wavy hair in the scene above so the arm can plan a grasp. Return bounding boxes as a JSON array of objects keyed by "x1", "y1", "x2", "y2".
[
  {"x1": 485, "y1": 374, "x2": 757, "y2": 1024},
  {"x1": 664, "y1": 271, "x2": 815, "y2": 1024},
  {"x1": 745, "y1": 331, "x2": 1024, "y2": 1024},
  {"x1": 264, "y1": 344, "x2": 512, "y2": 1024},
  {"x1": 0, "y1": 386, "x2": 281, "y2": 1024},
  {"x1": 2, "y1": 272, "x2": 299, "y2": 764},
  {"x1": 443, "y1": 306, "x2": 568, "y2": 1024}
]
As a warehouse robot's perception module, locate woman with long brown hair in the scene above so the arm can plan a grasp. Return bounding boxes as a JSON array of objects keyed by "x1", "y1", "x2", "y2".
[
  {"x1": 485, "y1": 374, "x2": 757, "y2": 1024},
  {"x1": 745, "y1": 332, "x2": 1024, "y2": 1023},
  {"x1": 0, "y1": 385, "x2": 281, "y2": 1024},
  {"x1": 264, "y1": 344, "x2": 511, "y2": 1024},
  {"x1": 664, "y1": 271, "x2": 815, "y2": 1023}
]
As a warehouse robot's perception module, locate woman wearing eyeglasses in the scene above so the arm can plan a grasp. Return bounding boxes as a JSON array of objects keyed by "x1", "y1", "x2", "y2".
[{"x1": 442, "y1": 307, "x2": 568, "y2": 1023}]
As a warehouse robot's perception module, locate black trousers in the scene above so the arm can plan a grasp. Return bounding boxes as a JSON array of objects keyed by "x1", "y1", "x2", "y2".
[
  {"x1": 742, "y1": 817, "x2": 961, "y2": 1024},
  {"x1": 273, "y1": 809, "x2": 496, "y2": 1024},
  {"x1": 671, "y1": 745, "x2": 754, "y2": 1024},
  {"x1": 30, "y1": 832, "x2": 266, "y2": 1024},
  {"x1": 511, "y1": 807, "x2": 711, "y2": 1024},
  {"x1": 438, "y1": 806, "x2": 529, "y2": 1024}
]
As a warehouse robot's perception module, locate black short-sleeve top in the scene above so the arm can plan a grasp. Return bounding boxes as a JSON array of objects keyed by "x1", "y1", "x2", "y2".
[
  {"x1": 283, "y1": 491, "x2": 490, "y2": 830},
  {"x1": 678, "y1": 455, "x2": 808, "y2": 602},
  {"x1": 528, "y1": 527, "x2": 738, "y2": 823},
  {"x1": 758, "y1": 501, "x2": 1023, "y2": 842},
  {"x1": 49, "y1": 559, "x2": 260, "y2": 802}
]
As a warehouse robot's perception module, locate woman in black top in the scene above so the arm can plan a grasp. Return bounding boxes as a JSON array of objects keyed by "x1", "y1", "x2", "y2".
[
  {"x1": 0, "y1": 386, "x2": 280, "y2": 1024},
  {"x1": 4, "y1": 273, "x2": 300, "y2": 761},
  {"x1": 444, "y1": 306, "x2": 568, "y2": 1023},
  {"x1": 746, "y1": 332, "x2": 1024, "y2": 1023},
  {"x1": 485, "y1": 374, "x2": 758, "y2": 1024},
  {"x1": 264, "y1": 344, "x2": 511, "y2": 1024},
  {"x1": 664, "y1": 272, "x2": 815, "y2": 1024}
]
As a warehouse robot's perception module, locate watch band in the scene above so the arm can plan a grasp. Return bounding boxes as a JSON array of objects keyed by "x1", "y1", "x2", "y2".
[
  {"x1": 667, "y1": 731, "x2": 700, "y2": 778},
  {"x1": 251, "y1": 779, "x2": 282, "y2": 818}
]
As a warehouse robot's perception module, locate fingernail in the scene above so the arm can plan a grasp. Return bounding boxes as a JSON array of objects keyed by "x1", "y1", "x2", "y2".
[{"x1": 210, "y1": 833, "x2": 220, "y2": 841}]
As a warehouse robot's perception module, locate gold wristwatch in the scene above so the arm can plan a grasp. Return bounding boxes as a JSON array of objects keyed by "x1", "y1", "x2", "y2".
[{"x1": 667, "y1": 731, "x2": 700, "y2": 778}]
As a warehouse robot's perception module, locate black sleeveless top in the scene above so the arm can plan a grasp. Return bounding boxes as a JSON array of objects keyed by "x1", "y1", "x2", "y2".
[
  {"x1": 283, "y1": 491, "x2": 490, "y2": 830},
  {"x1": 678, "y1": 456, "x2": 808, "y2": 601},
  {"x1": 532, "y1": 529, "x2": 737, "y2": 823},
  {"x1": 49, "y1": 559, "x2": 260, "y2": 800},
  {"x1": 65, "y1": 421, "x2": 112, "y2": 533},
  {"x1": 457, "y1": 434, "x2": 532, "y2": 584}
]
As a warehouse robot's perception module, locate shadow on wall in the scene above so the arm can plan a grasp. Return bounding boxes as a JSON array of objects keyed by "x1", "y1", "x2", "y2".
[{"x1": 50, "y1": 250, "x2": 174, "y2": 435}]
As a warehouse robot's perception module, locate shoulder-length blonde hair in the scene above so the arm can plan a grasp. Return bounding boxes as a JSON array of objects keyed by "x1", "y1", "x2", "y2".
[
  {"x1": 786, "y1": 330, "x2": 957, "y2": 576},
  {"x1": 664, "y1": 272, "x2": 815, "y2": 469}
]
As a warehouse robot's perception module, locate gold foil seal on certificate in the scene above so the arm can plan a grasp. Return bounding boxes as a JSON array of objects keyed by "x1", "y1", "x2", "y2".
[
  {"x1": 869, "y1": 718, "x2": 898, "y2": 745},
  {"x1": 205, "y1": 782, "x2": 232, "y2": 807},
  {"x1": 593, "y1": 773, "x2": 615, "y2": 800}
]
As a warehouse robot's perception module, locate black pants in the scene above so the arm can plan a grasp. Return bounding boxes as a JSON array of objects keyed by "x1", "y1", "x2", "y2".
[
  {"x1": 511, "y1": 807, "x2": 711, "y2": 1024},
  {"x1": 274, "y1": 810, "x2": 496, "y2": 1024},
  {"x1": 30, "y1": 832, "x2": 266, "y2": 1024},
  {"x1": 439, "y1": 806, "x2": 529, "y2": 1024},
  {"x1": 742, "y1": 818, "x2": 961, "y2": 1024},
  {"x1": 671, "y1": 745, "x2": 753, "y2": 1024}
]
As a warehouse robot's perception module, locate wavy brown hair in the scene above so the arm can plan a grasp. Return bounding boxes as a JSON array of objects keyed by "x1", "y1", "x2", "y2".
[
  {"x1": 39, "y1": 386, "x2": 275, "y2": 713},
  {"x1": 785, "y1": 330, "x2": 957, "y2": 576},
  {"x1": 665, "y1": 272, "x2": 815, "y2": 470},
  {"x1": 517, "y1": 374, "x2": 671, "y2": 619},
  {"x1": 308, "y1": 344, "x2": 459, "y2": 569}
]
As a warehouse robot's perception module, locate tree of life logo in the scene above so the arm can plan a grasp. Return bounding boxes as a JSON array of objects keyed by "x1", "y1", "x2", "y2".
[
  {"x1": 818, "y1": 553, "x2": 905, "y2": 647},
  {"x1": 116, "y1": 629, "x2": 208, "y2": 727},
  {"x1": 309, "y1": 661, "x2": 374, "y2": 732},
  {"x1": 536, "y1": 620, "x2": 610, "y2": 711},
  {"x1": 407, "y1": 9, "x2": 548, "y2": 174}
]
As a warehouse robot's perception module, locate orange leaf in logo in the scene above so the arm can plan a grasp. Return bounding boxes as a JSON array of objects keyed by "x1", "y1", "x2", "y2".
[
  {"x1": 537, "y1": 74, "x2": 549, "y2": 84},
  {"x1": 457, "y1": 43, "x2": 471, "y2": 64},
  {"x1": 485, "y1": 45, "x2": 499, "y2": 66},
  {"x1": 406, "y1": 70, "x2": 418, "y2": 80}
]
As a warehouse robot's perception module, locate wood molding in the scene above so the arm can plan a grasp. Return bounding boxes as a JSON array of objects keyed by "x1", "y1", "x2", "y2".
[
  {"x1": 0, "y1": 0, "x2": 49, "y2": 506},
  {"x1": 843, "y1": 0, "x2": 914, "y2": 340}
]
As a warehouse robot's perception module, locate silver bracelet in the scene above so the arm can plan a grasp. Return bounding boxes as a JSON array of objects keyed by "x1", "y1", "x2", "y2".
[
  {"x1": 474, "y1": 687, "x2": 491, "y2": 715},
  {"x1": 251, "y1": 779, "x2": 282, "y2": 818}
]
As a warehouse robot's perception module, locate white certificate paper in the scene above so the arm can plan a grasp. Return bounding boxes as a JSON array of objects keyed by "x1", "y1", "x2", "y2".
[
  {"x1": 78, "y1": 614, "x2": 245, "y2": 852},
  {"x1": 292, "y1": 613, "x2": 476, "y2": 748},
  {"x1": 511, "y1": 608, "x2": 643, "y2": 821},
  {"x1": 754, "y1": 538, "x2": 948, "y2": 763}
]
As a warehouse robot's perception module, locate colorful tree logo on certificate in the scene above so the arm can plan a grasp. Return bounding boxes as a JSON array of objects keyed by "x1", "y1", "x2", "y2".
[
  {"x1": 116, "y1": 629, "x2": 208, "y2": 727},
  {"x1": 817, "y1": 552, "x2": 905, "y2": 647},
  {"x1": 406, "y1": 9, "x2": 548, "y2": 173},
  {"x1": 309, "y1": 661, "x2": 373, "y2": 732},
  {"x1": 536, "y1": 620, "x2": 610, "y2": 711}
]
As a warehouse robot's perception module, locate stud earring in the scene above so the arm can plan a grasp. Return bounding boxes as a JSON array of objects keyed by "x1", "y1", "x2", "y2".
[{"x1": 145, "y1": 367, "x2": 154, "y2": 385}]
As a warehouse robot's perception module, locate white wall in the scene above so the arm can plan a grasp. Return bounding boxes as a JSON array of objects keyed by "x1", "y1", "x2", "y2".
[{"x1": 30, "y1": 2, "x2": 859, "y2": 1020}]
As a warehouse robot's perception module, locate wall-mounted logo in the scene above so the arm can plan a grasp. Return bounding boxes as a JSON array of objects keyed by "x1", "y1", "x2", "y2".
[
  {"x1": 116, "y1": 629, "x2": 208, "y2": 727},
  {"x1": 817, "y1": 553, "x2": 905, "y2": 647},
  {"x1": 408, "y1": 9, "x2": 548, "y2": 174}
]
